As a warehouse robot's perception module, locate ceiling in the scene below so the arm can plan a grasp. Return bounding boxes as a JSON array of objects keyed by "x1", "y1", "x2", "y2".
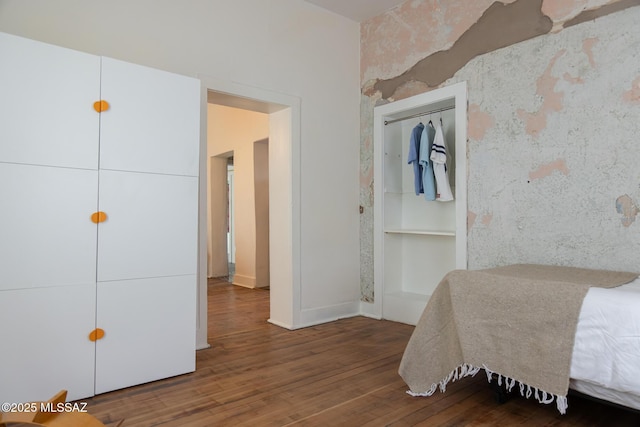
[{"x1": 304, "y1": 0, "x2": 406, "y2": 22}]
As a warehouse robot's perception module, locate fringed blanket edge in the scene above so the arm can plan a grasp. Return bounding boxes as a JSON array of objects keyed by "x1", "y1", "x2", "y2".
[{"x1": 405, "y1": 363, "x2": 569, "y2": 414}]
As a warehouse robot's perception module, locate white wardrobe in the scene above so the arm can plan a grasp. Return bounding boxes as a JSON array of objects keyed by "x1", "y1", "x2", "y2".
[
  {"x1": 373, "y1": 82, "x2": 467, "y2": 325},
  {"x1": 0, "y1": 32, "x2": 200, "y2": 402}
]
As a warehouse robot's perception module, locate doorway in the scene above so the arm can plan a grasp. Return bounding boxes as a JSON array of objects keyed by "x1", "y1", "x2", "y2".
[
  {"x1": 226, "y1": 158, "x2": 235, "y2": 281},
  {"x1": 207, "y1": 106, "x2": 268, "y2": 289},
  {"x1": 253, "y1": 139, "x2": 269, "y2": 288},
  {"x1": 195, "y1": 80, "x2": 301, "y2": 348}
]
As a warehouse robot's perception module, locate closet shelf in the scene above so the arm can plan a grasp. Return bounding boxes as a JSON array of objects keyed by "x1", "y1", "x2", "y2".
[
  {"x1": 384, "y1": 190, "x2": 457, "y2": 196},
  {"x1": 384, "y1": 228, "x2": 455, "y2": 236}
]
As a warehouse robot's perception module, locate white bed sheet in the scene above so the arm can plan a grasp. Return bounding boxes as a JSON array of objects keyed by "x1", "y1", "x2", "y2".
[
  {"x1": 570, "y1": 277, "x2": 640, "y2": 408},
  {"x1": 570, "y1": 378, "x2": 640, "y2": 411}
]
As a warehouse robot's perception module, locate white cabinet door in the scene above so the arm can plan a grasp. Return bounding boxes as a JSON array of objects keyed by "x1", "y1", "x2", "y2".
[
  {"x1": 0, "y1": 163, "x2": 98, "y2": 291},
  {"x1": 0, "y1": 32, "x2": 100, "y2": 170},
  {"x1": 99, "y1": 57, "x2": 200, "y2": 177},
  {"x1": 0, "y1": 284, "x2": 96, "y2": 403},
  {"x1": 94, "y1": 275, "x2": 196, "y2": 394},
  {"x1": 96, "y1": 170, "x2": 198, "y2": 282}
]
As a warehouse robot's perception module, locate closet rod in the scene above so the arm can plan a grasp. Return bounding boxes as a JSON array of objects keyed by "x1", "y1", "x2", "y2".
[{"x1": 384, "y1": 105, "x2": 455, "y2": 126}]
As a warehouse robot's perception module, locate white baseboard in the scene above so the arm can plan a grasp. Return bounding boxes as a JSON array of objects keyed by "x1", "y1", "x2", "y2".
[
  {"x1": 359, "y1": 300, "x2": 382, "y2": 320},
  {"x1": 295, "y1": 301, "x2": 361, "y2": 329},
  {"x1": 232, "y1": 274, "x2": 256, "y2": 288},
  {"x1": 267, "y1": 318, "x2": 294, "y2": 330},
  {"x1": 196, "y1": 342, "x2": 211, "y2": 350}
]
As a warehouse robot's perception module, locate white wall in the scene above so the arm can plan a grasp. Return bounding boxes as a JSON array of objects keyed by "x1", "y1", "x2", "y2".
[
  {"x1": 254, "y1": 139, "x2": 270, "y2": 288},
  {"x1": 0, "y1": 0, "x2": 362, "y2": 329},
  {"x1": 208, "y1": 155, "x2": 229, "y2": 278},
  {"x1": 207, "y1": 104, "x2": 269, "y2": 288}
]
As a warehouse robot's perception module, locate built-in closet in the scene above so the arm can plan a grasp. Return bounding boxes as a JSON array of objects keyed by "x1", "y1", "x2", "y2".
[
  {"x1": 0, "y1": 32, "x2": 200, "y2": 403},
  {"x1": 373, "y1": 82, "x2": 467, "y2": 325}
]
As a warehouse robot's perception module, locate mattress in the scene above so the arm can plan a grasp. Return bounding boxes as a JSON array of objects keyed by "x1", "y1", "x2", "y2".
[{"x1": 570, "y1": 277, "x2": 640, "y2": 409}]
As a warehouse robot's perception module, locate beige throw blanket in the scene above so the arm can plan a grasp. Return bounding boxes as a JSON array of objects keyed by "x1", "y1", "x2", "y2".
[{"x1": 398, "y1": 264, "x2": 638, "y2": 413}]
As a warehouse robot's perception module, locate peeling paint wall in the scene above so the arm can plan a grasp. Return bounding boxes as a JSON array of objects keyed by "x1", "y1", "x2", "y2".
[{"x1": 360, "y1": 0, "x2": 640, "y2": 301}]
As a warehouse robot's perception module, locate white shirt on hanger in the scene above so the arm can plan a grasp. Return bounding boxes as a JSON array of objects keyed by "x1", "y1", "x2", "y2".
[{"x1": 430, "y1": 123, "x2": 454, "y2": 202}]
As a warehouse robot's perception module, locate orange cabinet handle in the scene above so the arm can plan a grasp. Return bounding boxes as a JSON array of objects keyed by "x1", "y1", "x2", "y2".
[
  {"x1": 89, "y1": 328, "x2": 105, "y2": 342},
  {"x1": 93, "y1": 100, "x2": 110, "y2": 112},
  {"x1": 91, "y1": 211, "x2": 108, "y2": 223}
]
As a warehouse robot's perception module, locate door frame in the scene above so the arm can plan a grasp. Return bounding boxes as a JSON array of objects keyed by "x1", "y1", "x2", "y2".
[{"x1": 196, "y1": 75, "x2": 301, "y2": 349}]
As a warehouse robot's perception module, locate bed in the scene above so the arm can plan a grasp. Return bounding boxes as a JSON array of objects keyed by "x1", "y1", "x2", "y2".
[{"x1": 398, "y1": 264, "x2": 640, "y2": 414}]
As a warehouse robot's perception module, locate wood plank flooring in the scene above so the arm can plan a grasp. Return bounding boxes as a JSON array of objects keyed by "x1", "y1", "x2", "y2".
[{"x1": 82, "y1": 278, "x2": 640, "y2": 426}]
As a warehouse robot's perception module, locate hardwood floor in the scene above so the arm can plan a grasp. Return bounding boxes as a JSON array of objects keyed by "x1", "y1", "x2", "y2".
[{"x1": 82, "y1": 278, "x2": 640, "y2": 426}]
